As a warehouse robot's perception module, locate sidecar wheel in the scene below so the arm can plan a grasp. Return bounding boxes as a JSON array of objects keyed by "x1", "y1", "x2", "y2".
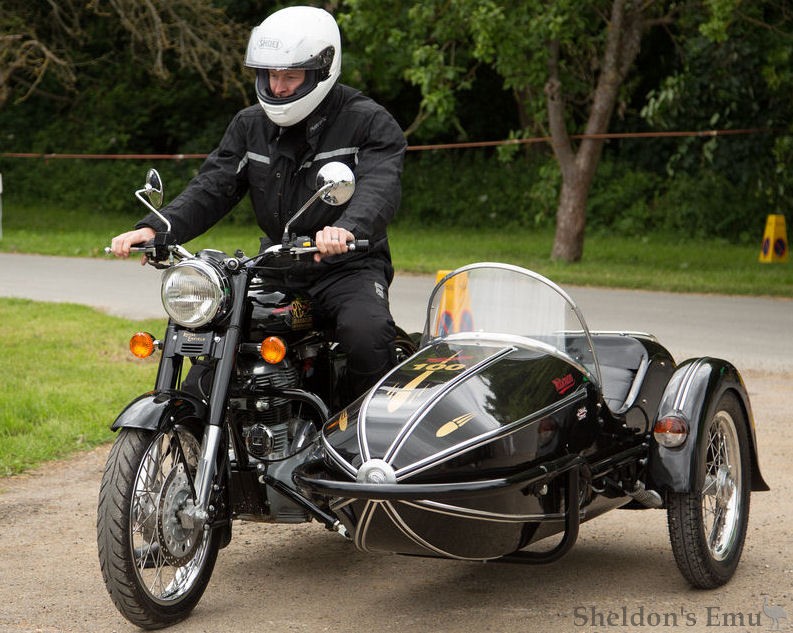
[
  {"x1": 97, "y1": 425, "x2": 222, "y2": 629},
  {"x1": 667, "y1": 392, "x2": 751, "y2": 588}
]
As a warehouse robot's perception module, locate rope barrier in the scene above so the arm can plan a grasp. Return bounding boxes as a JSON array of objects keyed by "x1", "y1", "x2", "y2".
[{"x1": 0, "y1": 128, "x2": 774, "y2": 160}]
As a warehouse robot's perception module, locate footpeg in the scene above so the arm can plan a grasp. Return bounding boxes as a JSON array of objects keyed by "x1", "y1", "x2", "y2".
[{"x1": 627, "y1": 481, "x2": 663, "y2": 508}]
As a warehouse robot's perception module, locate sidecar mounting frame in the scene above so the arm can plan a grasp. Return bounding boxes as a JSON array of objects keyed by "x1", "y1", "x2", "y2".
[{"x1": 293, "y1": 454, "x2": 585, "y2": 502}]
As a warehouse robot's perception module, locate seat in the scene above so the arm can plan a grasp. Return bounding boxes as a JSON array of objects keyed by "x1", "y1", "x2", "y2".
[{"x1": 591, "y1": 334, "x2": 649, "y2": 414}]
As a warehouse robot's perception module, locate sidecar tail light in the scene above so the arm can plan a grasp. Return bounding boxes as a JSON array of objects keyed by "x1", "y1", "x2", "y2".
[
  {"x1": 129, "y1": 332, "x2": 158, "y2": 359},
  {"x1": 653, "y1": 415, "x2": 689, "y2": 448},
  {"x1": 260, "y1": 336, "x2": 287, "y2": 364}
]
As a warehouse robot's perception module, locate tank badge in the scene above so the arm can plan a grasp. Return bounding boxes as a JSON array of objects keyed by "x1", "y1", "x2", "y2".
[
  {"x1": 436, "y1": 413, "x2": 475, "y2": 438},
  {"x1": 290, "y1": 299, "x2": 312, "y2": 330}
]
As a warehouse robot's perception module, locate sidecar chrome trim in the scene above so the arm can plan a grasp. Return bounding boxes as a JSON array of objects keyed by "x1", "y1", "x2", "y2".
[
  {"x1": 380, "y1": 501, "x2": 492, "y2": 561},
  {"x1": 674, "y1": 358, "x2": 707, "y2": 412},
  {"x1": 356, "y1": 356, "x2": 416, "y2": 463},
  {"x1": 395, "y1": 387, "x2": 589, "y2": 482},
  {"x1": 398, "y1": 500, "x2": 566, "y2": 524},
  {"x1": 322, "y1": 441, "x2": 358, "y2": 479},
  {"x1": 433, "y1": 332, "x2": 595, "y2": 379},
  {"x1": 353, "y1": 501, "x2": 378, "y2": 552},
  {"x1": 380, "y1": 346, "x2": 516, "y2": 463}
]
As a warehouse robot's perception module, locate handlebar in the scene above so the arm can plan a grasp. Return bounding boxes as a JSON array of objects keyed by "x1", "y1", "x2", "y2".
[
  {"x1": 103, "y1": 238, "x2": 193, "y2": 269},
  {"x1": 104, "y1": 237, "x2": 370, "y2": 268},
  {"x1": 264, "y1": 238, "x2": 369, "y2": 257}
]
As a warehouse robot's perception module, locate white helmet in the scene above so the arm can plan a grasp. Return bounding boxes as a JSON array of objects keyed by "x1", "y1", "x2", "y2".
[{"x1": 245, "y1": 6, "x2": 341, "y2": 127}]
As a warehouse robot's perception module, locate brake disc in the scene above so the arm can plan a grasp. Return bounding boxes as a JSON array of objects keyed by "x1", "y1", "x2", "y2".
[{"x1": 157, "y1": 463, "x2": 203, "y2": 566}]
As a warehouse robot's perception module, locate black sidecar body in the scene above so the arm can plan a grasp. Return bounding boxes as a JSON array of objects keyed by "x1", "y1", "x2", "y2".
[{"x1": 296, "y1": 263, "x2": 767, "y2": 586}]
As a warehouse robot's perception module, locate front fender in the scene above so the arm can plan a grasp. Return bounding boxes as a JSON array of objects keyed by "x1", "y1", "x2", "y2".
[
  {"x1": 648, "y1": 358, "x2": 769, "y2": 494},
  {"x1": 111, "y1": 390, "x2": 207, "y2": 432}
]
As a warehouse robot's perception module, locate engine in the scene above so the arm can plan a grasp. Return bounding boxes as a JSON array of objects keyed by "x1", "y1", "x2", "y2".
[{"x1": 231, "y1": 354, "x2": 304, "y2": 461}]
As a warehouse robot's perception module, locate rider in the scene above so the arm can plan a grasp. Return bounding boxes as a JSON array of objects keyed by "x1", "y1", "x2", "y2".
[{"x1": 110, "y1": 5, "x2": 407, "y2": 398}]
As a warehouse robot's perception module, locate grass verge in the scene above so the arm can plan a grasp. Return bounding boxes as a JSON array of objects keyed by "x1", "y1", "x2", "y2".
[{"x1": 0, "y1": 299, "x2": 163, "y2": 476}]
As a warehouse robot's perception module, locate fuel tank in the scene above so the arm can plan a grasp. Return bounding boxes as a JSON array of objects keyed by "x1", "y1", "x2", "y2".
[{"x1": 245, "y1": 281, "x2": 315, "y2": 340}]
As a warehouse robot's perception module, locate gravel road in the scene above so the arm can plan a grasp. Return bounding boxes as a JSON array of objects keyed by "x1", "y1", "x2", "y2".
[
  {"x1": 0, "y1": 254, "x2": 791, "y2": 632},
  {"x1": 1, "y1": 374, "x2": 791, "y2": 633}
]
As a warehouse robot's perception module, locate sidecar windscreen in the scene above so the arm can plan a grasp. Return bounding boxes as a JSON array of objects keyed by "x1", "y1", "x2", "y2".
[{"x1": 422, "y1": 264, "x2": 600, "y2": 384}]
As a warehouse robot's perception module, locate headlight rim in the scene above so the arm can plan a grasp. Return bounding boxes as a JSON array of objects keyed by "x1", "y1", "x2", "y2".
[{"x1": 160, "y1": 259, "x2": 232, "y2": 328}]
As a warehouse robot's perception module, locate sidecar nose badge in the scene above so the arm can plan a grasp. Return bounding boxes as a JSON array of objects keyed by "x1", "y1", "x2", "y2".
[{"x1": 357, "y1": 459, "x2": 397, "y2": 485}]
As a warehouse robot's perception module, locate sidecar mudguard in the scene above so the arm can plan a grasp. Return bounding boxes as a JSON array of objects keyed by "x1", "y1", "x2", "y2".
[
  {"x1": 648, "y1": 358, "x2": 769, "y2": 494},
  {"x1": 110, "y1": 390, "x2": 207, "y2": 432}
]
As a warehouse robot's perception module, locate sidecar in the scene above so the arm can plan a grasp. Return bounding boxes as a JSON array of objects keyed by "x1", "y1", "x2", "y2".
[{"x1": 295, "y1": 263, "x2": 767, "y2": 588}]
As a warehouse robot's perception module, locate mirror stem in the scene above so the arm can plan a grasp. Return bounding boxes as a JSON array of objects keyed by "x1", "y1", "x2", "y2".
[{"x1": 281, "y1": 183, "x2": 334, "y2": 246}]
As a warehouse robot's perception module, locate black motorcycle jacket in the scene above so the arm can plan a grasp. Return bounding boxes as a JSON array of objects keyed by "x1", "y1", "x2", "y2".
[{"x1": 136, "y1": 83, "x2": 406, "y2": 273}]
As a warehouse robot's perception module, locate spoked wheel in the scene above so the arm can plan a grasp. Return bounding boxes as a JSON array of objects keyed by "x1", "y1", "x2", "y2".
[
  {"x1": 667, "y1": 392, "x2": 751, "y2": 588},
  {"x1": 97, "y1": 424, "x2": 222, "y2": 629}
]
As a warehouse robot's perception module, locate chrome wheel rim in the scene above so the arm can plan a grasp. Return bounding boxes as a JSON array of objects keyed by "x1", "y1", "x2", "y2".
[
  {"x1": 130, "y1": 427, "x2": 212, "y2": 604},
  {"x1": 701, "y1": 411, "x2": 742, "y2": 561}
]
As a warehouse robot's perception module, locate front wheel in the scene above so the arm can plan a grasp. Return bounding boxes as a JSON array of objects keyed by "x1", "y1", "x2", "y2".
[
  {"x1": 667, "y1": 392, "x2": 751, "y2": 588},
  {"x1": 97, "y1": 424, "x2": 222, "y2": 629}
]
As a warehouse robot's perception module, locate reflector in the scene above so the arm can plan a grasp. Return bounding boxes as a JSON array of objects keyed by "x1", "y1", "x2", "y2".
[{"x1": 653, "y1": 415, "x2": 689, "y2": 447}]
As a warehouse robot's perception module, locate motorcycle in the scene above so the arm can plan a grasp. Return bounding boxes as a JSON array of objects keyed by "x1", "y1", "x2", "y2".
[{"x1": 97, "y1": 165, "x2": 768, "y2": 630}]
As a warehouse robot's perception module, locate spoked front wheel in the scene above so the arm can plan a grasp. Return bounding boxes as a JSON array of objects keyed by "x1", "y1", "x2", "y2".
[
  {"x1": 97, "y1": 424, "x2": 222, "y2": 629},
  {"x1": 667, "y1": 392, "x2": 751, "y2": 588}
]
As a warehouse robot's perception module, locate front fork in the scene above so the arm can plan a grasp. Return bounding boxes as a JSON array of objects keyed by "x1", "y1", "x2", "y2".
[{"x1": 171, "y1": 265, "x2": 250, "y2": 528}]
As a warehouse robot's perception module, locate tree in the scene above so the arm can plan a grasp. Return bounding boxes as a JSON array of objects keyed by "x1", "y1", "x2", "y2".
[
  {"x1": 541, "y1": 2, "x2": 676, "y2": 261},
  {"x1": 0, "y1": 0, "x2": 247, "y2": 110},
  {"x1": 0, "y1": 1, "x2": 79, "y2": 108},
  {"x1": 340, "y1": 0, "x2": 681, "y2": 261}
]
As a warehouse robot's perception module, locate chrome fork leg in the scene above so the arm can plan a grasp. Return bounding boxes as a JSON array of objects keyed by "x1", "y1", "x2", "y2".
[{"x1": 183, "y1": 425, "x2": 222, "y2": 525}]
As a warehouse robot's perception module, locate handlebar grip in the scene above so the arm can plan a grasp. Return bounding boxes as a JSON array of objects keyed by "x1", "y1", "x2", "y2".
[
  {"x1": 348, "y1": 239, "x2": 369, "y2": 252},
  {"x1": 103, "y1": 241, "x2": 152, "y2": 255}
]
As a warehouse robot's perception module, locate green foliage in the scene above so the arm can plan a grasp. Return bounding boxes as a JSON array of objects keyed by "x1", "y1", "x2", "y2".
[
  {"x1": 640, "y1": 2, "x2": 793, "y2": 222},
  {"x1": 587, "y1": 161, "x2": 660, "y2": 235},
  {"x1": 398, "y1": 150, "x2": 559, "y2": 229},
  {"x1": 654, "y1": 170, "x2": 771, "y2": 242},
  {"x1": 0, "y1": 158, "x2": 202, "y2": 214},
  {"x1": 0, "y1": 300, "x2": 161, "y2": 476},
  {"x1": 1, "y1": 148, "x2": 777, "y2": 246}
]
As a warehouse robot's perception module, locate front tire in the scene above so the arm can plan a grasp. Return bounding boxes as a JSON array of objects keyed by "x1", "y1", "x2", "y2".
[
  {"x1": 97, "y1": 425, "x2": 221, "y2": 629},
  {"x1": 667, "y1": 392, "x2": 751, "y2": 588}
]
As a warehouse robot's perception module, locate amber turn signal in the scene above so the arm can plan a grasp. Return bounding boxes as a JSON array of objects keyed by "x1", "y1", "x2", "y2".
[
  {"x1": 129, "y1": 332, "x2": 157, "y2": 359},
  {"x1": 260, "y1": 336, "x2": 287, "y2": 364}
]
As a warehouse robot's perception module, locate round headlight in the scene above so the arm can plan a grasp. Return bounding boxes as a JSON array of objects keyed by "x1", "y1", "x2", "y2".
[{"x1": 161, "y1": 260, "x2": 231, "y2": 327}]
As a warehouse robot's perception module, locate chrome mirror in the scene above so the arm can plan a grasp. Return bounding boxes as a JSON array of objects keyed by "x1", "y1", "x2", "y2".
[
  {"x1": 144, "y1": 169, "x2": 164, "y2": 209},
  {"x1": 316, "y1": 162, "x2": 355, "y2": 206}
]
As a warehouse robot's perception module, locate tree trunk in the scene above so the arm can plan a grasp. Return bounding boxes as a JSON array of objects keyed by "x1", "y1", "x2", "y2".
[
  {"x1": 551, "y1": 159, "x2": 597, "y2": 262},
  {"x1": 547, "y1": 0, "x2": 647, "y2": 262}
]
